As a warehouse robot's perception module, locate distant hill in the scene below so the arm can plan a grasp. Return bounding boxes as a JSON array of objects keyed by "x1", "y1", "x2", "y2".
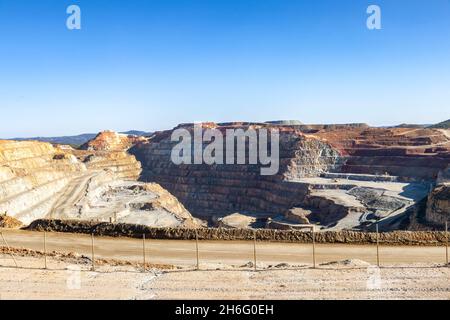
[
  {"x1": 265, "y1": 120, "x2": 303, "y2": 125},
  {"x1": 9, "y1": 130, "x2": 152, "y2": 147},
  {"x1": 394, "y1": 124, "x2": 429, "y2": 129},
  {"x1": 429, "y1": 119, "x2": 450, "y2": 129},
  {"x1": 121, "y1": 130, "x2": 151, "y2": 136}
]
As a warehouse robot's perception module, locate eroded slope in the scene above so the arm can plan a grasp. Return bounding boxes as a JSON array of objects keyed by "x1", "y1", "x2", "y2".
[
  {"x1": 0, "y1": 133, "x2": 199, "y2": 228},
  {"x1": 131, "y1": 123, "x2": 449, "y2": 230}
]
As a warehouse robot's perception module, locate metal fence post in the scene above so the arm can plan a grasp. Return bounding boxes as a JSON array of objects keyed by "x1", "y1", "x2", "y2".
[
  {"x1": 143, "y1": 234, "x2": 146, "y2": 272},
  {"x1": 91, "y1": 233, "x2": 95, "y2": 271},
  {"x1": 253, "y1": 230, "x2": 257, "y2": 272},
  {"x1": 446, "y1": 221, "x2": 448, "y2": 265},
  {"x1": 376, "y1": 224, "x2": 380, "y2": 267},
  {"x1": 312, "y1": 227, "x2": 316, "y2": 269},
  {"x1": 195, "y1": 229, "x2": 200, "y2": 270},
  {"x1": 43, "y1": 231, "x2": 47, "y2": 269}
]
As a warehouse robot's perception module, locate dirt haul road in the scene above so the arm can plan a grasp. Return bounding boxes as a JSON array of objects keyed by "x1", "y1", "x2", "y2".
[
  {"x1": 1, "y1": 255, "x2": 449, "y2": 299},
  {"x1": 0, "y1": 229, "x2": 449, "y2": 267},
  {"x1": 48, "y1": 172, "x2": 100, "y2": 219}
]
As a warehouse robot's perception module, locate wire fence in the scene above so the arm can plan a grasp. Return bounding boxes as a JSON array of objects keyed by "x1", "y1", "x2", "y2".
[{"x1": 0, "y1": 222, "x2": 448, "y2": 273}]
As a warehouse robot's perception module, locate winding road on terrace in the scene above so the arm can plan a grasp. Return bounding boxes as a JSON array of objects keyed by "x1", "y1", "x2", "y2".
[
  {"x1": 0, "y1": 229, "x2": 448, "y2": 267},
  {"x1": 47, "y1": 172, "x2": 101, "y2": 219}
]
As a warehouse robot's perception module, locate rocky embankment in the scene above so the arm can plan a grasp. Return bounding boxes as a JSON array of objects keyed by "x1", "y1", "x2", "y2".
[
  {"x1": 80, "y1": 130, "x2": 146, "y2": 151},
  {"x1": 130, "y1": 123, "x2": 450, "y2": 230},
  {"x1": 75, "y1": 131, "x2": 144, "y2": 180},
  {"x1": 27, "y1": 219, "x2": 449, "y2": 245},
  {"x1": 0, "y1": 140, "x2": 86, "y2": 224},
  {"x1": 311, "y1": 127, "x2": 450, "y2": 181}
]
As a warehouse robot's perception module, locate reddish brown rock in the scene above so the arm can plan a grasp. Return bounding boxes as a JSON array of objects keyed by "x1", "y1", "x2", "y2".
[
  {"x1": 130, "y1": 123, "x2": 341, "y2": 218},
  {"x1": 80, "y1": 130, "x2": 146, "y2": 152},
  {"x1": 309, "y1": 127, "x2": 450, "y2": 180}
]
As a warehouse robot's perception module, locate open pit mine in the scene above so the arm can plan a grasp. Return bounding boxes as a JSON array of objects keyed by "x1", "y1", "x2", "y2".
[
  {"x1": 1, "y1": 123, "x2": 449, "y2": 233},
  {"x1": 0, "y1": 131, "x2": 199, "y2": 229}
]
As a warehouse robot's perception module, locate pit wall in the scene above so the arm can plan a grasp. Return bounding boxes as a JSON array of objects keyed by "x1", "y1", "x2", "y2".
[
  {"x1": 81, "y1": 151, "x2": 142, "y2": 180},
  {"x1": 339, "y1": 155, "x2": 449, "y2": 181},
  {"x1": 312, "y1": 127, "x2": 450, "y2": 181},
  {"x1": 423, "y1": 165, "x2": 450, "y2": 226},
  {"x1": 0, "y1": 140, "x2": 86, "y2": 223},
  {"x1": 27, "y1": 219, "x2": 449, "y2": 245},
  {"x1": 130, "y1": 126, "x2": 341, "y2": 216}
]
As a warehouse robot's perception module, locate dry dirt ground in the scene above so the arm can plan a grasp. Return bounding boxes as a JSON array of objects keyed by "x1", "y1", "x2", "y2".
[
  {"x1": 1, "y1": 229, "x2": 450, "y2": 299},
  {"x1": 0, "y1": 254, "x2": 449, "y2": 300}
]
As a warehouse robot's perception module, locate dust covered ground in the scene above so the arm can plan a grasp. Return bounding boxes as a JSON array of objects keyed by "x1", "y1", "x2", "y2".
[{"x1": 1, "y1": 253, "x2": 449, "y2": 300}]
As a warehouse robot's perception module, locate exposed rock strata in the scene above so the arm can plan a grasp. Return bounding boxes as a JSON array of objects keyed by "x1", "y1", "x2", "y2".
[
  {"x1": 0, "y1": 214, "x2": 23, "y2": 228},
  {"x1": 0, "y1": 136, "x2": 199, "y2": 228},
  {"x1": 310, "y1": 127, "x2": 450, "y2": 181},
  {"x1": 131, "y1": 124, "x2": 341, "y2": 219},
  {"x1": 80, "y1": 130, "x2": 146, "y2": 151},
  {"x1": 423, "y1": 164, "x2": 450, "y2": 227},
  {"x1": 76, "y1": 131, "x2": 144, "y2": 180},
  {"x1": 131, "y1": 123, "x2": 449, "y2": 230},
  {"x1": 76, "y1": 150, "x2": 142, "y2": 180}
]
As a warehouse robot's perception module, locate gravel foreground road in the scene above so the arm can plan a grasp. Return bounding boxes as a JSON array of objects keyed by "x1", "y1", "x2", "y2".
[
  {"x1": 0, "y1": 229, "x2": 450, "y2": 299},
  {"x1": 0, "y1": 254, "x2": 449, "y2": 300},
  {"x1": 1, "y1": 229, "x2": 450, "y2": 266}
]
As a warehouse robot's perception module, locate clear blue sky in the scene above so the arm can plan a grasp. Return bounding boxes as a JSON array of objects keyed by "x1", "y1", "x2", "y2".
[{"x1": 0, "y1": 0, "x2": 449, "y2": 137}]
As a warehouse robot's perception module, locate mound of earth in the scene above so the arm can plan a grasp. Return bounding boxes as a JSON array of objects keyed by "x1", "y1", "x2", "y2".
[
  {"x1": 0, "y1": 214, "x2": 23, "y2": 228},
  {"x1": 2, "y1": 123, "x2": 449, "y2": 232},
  {"x1": 429, "y1": 119, "x2": 450, "y2": 129},
  {"x1": 80, "y1": 130, "x2": 146, "y2": 152},
  {"x1": 130, "y1": 122, "x2": 449, "y2": 231},
  {"x1": 217, "y1": 213, "x2": 258, "y2": 229}
]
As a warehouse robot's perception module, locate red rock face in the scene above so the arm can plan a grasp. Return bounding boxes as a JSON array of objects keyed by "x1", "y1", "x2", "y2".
[
  {"x1": 426, "y1": 184, "x2": 450, "y2": 226},
  {"x1": 130, "y1": 123, "x2": 342, "y2": 217},
  {"x1": 0, "y1": 135, "x2": 202, "y2": 228},
  {"x1": 129, "y1": 123, "x2": 450, "y2": 229},
  {"x1": 80, "y1": 130, "x2": 146, "y2": 152},
  {"x1": 309, "y1": 127, "x2": 450, "y2": 180}
]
